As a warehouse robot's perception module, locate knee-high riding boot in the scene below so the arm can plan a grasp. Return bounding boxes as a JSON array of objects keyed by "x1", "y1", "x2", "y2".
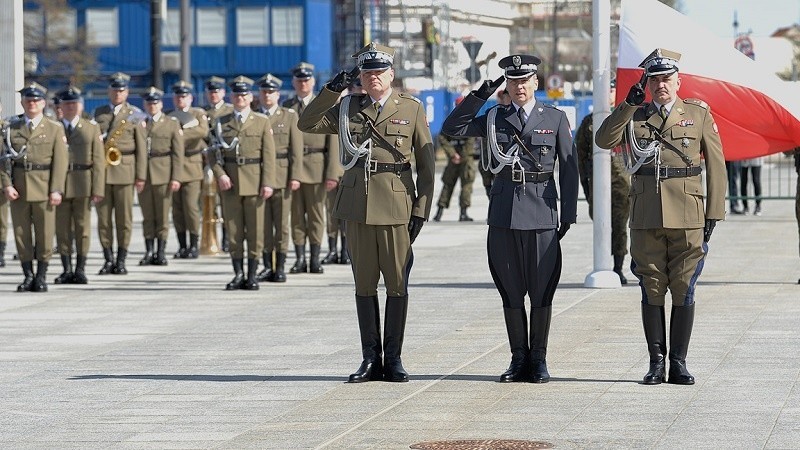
[
  {"x1": 383, "y1": 295, "x2": 409, "y2": 382},
  {"x1": 641, "y1": 303, "x2": 667, "y2": 384},
  {"x1": 349, "y1": 295, "x2": 383, "y2": 383},
  {"x1": 668, "y1": 304, "x2": 696, "y2": 385},
  {"x1": 529, "y1": 305, "x2": 552, "y2": 383},
  {"x1": 499, "y1": 307, "x2": 530, "y2": 382}
]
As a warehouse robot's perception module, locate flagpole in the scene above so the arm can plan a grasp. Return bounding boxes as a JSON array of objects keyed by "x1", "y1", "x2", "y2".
[{"x1": 584, "y1": 0, "x2": 620, "y2": 288}]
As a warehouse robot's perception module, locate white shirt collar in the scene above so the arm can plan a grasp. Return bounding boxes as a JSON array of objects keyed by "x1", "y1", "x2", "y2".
[
  {"x1": 370, "y1": 89, "x2": 394, "y2": 110},
  {"x1": 235, "y1": 108, "x2": 251, "y2": 122},
  {"x1": 213, "y1": 100, "x2": 226, "y2": 110},
  {"x1": 265, "y1": 105, "x2": 279, "y2": 116},
  {"x1": 150, "y1": 112, "x2": 162, "y2": 122},
  {"x1": 25, "y1": 114, "x2": 44, "y2": 130},
  {"x1": 63, "y1": 117, "x2": 80, "y2": 129},
  {"x1": 653, "y1": 99, "x2": 677, "y2": 114},
  {"x1": 110, "y1": 103, "x2": 124, "y2": 115},
  {"x1": 299, "y1": 95, "x2": 313, "y2": 106}
]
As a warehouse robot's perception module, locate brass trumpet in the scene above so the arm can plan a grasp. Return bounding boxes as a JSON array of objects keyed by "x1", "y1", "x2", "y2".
[{"x1": 105, "y1": 145, "x2": 122, "y2": 166}]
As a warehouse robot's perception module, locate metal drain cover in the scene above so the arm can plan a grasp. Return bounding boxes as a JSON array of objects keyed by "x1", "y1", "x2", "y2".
[{"x1": 410, "y1": 439, "x2": 553, "y2": 450}]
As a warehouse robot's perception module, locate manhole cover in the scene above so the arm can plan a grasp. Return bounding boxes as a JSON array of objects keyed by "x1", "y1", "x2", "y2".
[{"x1": 410, "y1": 439, "x2": 553, "y2": 450}]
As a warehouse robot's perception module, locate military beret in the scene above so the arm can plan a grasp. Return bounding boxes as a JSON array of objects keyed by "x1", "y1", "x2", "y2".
[
  {"x1": 19, "y1": 81, "x2": 47, "y2": 99},
  {"x1": 57, "y1": 86, "x2": 83, "y2": 102},
  {"x1": 291, "y1": 62, "x2": 315, "y2": 79},
  {"x1": 142, "y1": 86, "x2": 164, "y2": 102},
  {"x1": 257, "y1": 74, "x2": 283, "y2": 90},
  {"x1": 172, "y1": 80, "x2": 193, "y2": 95},
  {"x1": 639, "y1": 48, "x2": 681, "y2": 77},
  {"x1": 205, "y1": 76, "x2": 226, "y2": 91},
  {"x1": 352, "y1": 42, "x2": 394, "y2": 71},
  {"x1": 228, "y1": 76, "x2": 254, "y2": 94},
  {"x1": 108, "y1": 72, "x2": 131, "y2": 89},
  {"x1": 498, "y1": 54, "x2": 541, "y2": 79}
]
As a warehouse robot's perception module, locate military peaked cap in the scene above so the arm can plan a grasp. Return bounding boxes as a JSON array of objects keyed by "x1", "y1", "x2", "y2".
[
  {"x1": 291, "y1": 62, "x2": 315, "y2": 79},
  {"x1": 108, "y1": 72, "x2": 131, "y2": 89},
  {"x1": 498, "y1": 54, "x2": 541, "y2": 79},
  {"x1": 142, "y1": 86, "x2": 164, "y2": 102},
  {"x1": 352, "y1": 42, "x2": 394, "y2": 71},
  {"x1": 229, "y1": 76, "x2": 254, "y2": 93},
  {"x1": 639, "y1": 48, "x2": 681, "y2": 77},
  {"x1": 257, "y1": 74, "x2": 283, "y2": 90},
  {"x1": 172, "y1": 80, "x2": 194, "y2": 95},
  {"x1": 205, "y1": 76, "x2": 226, "y2": 91},
  {"x1": 19, "y1": 82, "x2": 47, "y2": 99},
  {"x1": 57, "y1": 86, "x2": 83, "y2": 102}
]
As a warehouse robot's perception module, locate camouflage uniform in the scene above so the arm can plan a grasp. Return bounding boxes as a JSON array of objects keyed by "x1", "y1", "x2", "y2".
[{"x1": 433, "y1": 134, "x2": 476, "y2": 221}]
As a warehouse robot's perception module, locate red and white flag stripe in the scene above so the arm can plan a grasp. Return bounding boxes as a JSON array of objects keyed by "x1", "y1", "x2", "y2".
[{"x1": 616, "y1": 0, "x2": 800, "y2": 159}]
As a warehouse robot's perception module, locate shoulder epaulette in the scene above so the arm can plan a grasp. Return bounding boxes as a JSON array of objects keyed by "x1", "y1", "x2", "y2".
[
  {"x1": 168, "y1": 116, "x2": 179, "y2": 122},
  {"x1": 683, "y1": 98, "x2": 709, "y2": 109},
  {"x1": 284, "y1": 107, "x2": 296, "y2": 114},
  {"x1": 541, "y1": 103, "x2": 558, "y2": 109},
  {"x1": 399, "y1": 92, "x2": 421, "y2": 104},
  {"x1": 89, "y1": 119, "x2": 98, "y2": 125}
]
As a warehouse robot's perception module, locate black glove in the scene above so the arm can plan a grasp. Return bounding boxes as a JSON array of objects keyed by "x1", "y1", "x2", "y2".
[
  {"x1": 408, "y1": 216, "x2": 425, "y2": 244},
  {"x1": 625, "y1": 73, "x2": 648, "y2": 106},
  {"x1": 557, "y1": 222, "x2": 571, "y2": 240},
  {"x1": 703, "y1": 219, "x2": 717, "y2": 243},
  {"x1": 326, "y1": 67, "x2": 360, "y2": 93},
  {"x1": 474, "y1": 76, "x2": 506, "y2": 101}
]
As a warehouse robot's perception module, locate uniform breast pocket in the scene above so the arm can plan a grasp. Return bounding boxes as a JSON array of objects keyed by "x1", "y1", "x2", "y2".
[
  {"x1": 386, "y1": 125, "x2": 411, "y2": 150},
  {"x1": 272, "y1": 128, "x2": 289, "y2": 147},
  {"x1": 150, "y1": 136, "x2": 170, "y2": 150},
  {"x1": 671, "y1": 127, "x2": 699, "y2": 146}
]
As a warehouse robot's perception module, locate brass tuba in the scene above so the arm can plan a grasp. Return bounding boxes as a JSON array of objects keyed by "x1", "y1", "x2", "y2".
[
  {"x1": 105, "y1": 145, "x2": 122, "y2": 166},
  {"x1": 200, "y1": 166, "x2": 220, "y2": 255}
]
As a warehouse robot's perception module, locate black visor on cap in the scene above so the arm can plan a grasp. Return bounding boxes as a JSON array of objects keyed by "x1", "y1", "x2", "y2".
[{"x1": 646, "y1": 64, "x2": 677, "y2": 77}]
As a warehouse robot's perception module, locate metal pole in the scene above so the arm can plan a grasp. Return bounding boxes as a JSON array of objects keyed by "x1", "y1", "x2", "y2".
[
  {"x1": 551, "y1": 0, "x2": 559, "y2": 77},
  {"x1": 0, "y1": 0, "x2": 24, "y2": 115},
  {"x1": 180, "y1": 0, "x2": 190, "y2": 84},
  {"x1": 584, "y1": 0, "x2": 618, "y2": 288},
  {"x1": 151, "y1": 0, "x2": 163, "y2": 89}
]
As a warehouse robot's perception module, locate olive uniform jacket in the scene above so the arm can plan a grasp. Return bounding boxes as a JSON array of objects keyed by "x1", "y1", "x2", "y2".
[
  {"x1": 169, "y1": 107, "x2": 209, "y2": 183},
  {"x1": 93, "y1": 103, "x2": 148, "y2": 185},
  {"x1": 204, "y1": 102, "x2": 234, "y2": 148},
  {"x1": 283, "y1": 95, "x2": 343, "y2": 184},
  {"x1": 1, "y1": 116, "x2": 68, "y2": 202},
  {"x1": 595, "y1": 96, "x2": 726, "y2": 229},
  {"x1": 210, "y1": 111, "x2": 277, "y2": 196},
  {"x1": 64, "y1": 118, "x2": 105, "y2": 199},
  {"x1": 441, "y1": 95, "x2": 578, "y2": 230},
  {"x1": 144, "y1": 115, "x2": 185, "y2": 186},
  {"x1": 261, "y1": 106, "x2": 303, "y2": 189},
  {"x1": 297, "y1": 87, "x2": 436, "y2": 225}
]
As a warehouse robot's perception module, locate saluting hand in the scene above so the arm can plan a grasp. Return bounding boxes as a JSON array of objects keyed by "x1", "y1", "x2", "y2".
[
  {"x1": 626, "y1": 73, "x2": 648, "y2": 106},
  {"x1": 327, "y1": 67, "x2": 361, "y2": 93},
  {"x1": 475, "y1": 76, "x2": 506, "y2": 101}
]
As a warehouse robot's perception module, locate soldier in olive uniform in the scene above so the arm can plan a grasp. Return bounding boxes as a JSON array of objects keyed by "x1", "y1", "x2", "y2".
[
  {"x1": 211, "y1": 76, "x2": 276, "y2": 290},
  {"x1": 0, "y1": 102, "x2": 8, "y2": 268},
  {"x1": 254, "y1": 74, "x2": 303, "y2": 283},
  {"x1": 138, "y1": 87, "x2": 184, "y2": 266},
  {"x1": 93, "y1": 72, "x2": 148, "y2": 275},
  {"x1": 170, "y1": 80, "x2": 209, "y2": 259},
  {"x1": 283, "y1": 62, "x2": 342, "y2": 274},
  {"x1": 298, "y1": 43, "x2": 436, "y2": 383},
  {"x1": 53, "y1": 87, "x2": 105, "y2": 285},
  {"x1": 1, "y1": 82, "x2": 68, "y2": 292},
  {"x1": 204, "y1": 76, "x2": 234, "y2": 252},
  {"x1": 596, "y1": 49, "x2": 727, "y2": 386},
  {"x1": 432, "y1": 133, "x2": 477, "y2": 222},
  {"x1": 442, "y1": 54, "x2": 579, "y2": 384},
  {"x1": 576, "y1": 79, "x2": 631, "y2": 284}
]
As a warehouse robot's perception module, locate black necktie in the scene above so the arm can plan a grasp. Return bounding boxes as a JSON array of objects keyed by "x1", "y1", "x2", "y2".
[
  {"x1": 66, "y1": 123, "x2": 73, "y2": 136},
  {"x1": 28, "y1": 121, "x2": 34, "y2": 132},
  {"x1": 659, "y1": 105, "x2": 668, "y2": 120},
  {"x1": 517, "y1": 107, "x2": 526, "y2": 125}
]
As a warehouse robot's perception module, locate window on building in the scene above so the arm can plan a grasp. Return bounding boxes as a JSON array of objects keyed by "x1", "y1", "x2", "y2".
[
  {"x1": 46, "y1": 8, "x2": 77, "y2": 47},
  {"x1": 163, "y1": 8, "x2": 194, "y2": 47},
  {"x1": 86, "y1": 8, "x2": 119, "y2": 47},
  {"x1": 272, "y1": 7, "x2": 303, "y2": 46},
  {"x1": 23, "y1": 10, "x2": 44, "y2": 48},
  {"x1": 236, "y1": 7, "x2": 270, "y2": 46},
  {"x1": 196, "y1": 8, "x2": 226, "y2": 46}
]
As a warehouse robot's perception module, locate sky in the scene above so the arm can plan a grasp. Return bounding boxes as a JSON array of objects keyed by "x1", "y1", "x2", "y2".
[{"x1": 680, "y1": 0, "x2": 800, "y2": 38}]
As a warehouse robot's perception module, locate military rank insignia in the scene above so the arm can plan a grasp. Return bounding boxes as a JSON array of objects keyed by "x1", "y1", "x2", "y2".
[
  {"x1": 534, "y1": 129, "x2": 554, "y2": 134},
  {"x1": 396, "y1": 137, "x2": 403, "y2": 146},
  {"x1": 390, "y1": 119, "x2": 410, "y2": 125}
]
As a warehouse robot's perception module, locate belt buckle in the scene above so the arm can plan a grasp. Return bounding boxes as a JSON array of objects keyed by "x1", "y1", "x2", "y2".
[
  {"x1": 658, "y1": 167, "x2": 668, "y2": 179},
  {"x1": 236, "y1": 155, "x2": 246, "y2": 166},
  {"x1": 24, "y1": 161, "x2": 33, "y2": 171},
  {"x1": 68, "y1": 162, "x2": 74, "y2": 171},
  {"x1": 368, "y1": 159, "x2": 378, "y2": 173},
  {"x1": 512, "y1": 170, "x2": 523, "y2": 182}
]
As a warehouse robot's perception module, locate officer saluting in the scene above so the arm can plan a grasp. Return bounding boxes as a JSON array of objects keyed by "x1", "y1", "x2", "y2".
[
  {"x1": 1, "y1": 82, "x2": 69, "y2": 292},
  {"x1": 298, "y1": 42, "x2": 436, "y2": 383},
  {"x1": 441, "y1": 54, "x2": 579, "y2": 383},
  {"x1": 596, "y1": 49, "x2": 726, "y2": 385}
]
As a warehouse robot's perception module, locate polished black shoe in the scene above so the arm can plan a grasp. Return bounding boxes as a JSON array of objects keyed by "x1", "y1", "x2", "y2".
[
  {"x1": 499, "y1": 359, "x2": 530, "y2": 382},
  {"x1": 31, "y1": 261, "x2": 49, "y2": 292},
  {"x1": 112, "y1": 249, "x2": 129, "y2": 275},
  {"x1": 309, "y1": 244, "x2": 324, "y2": 274},
  {"x1": 140, "y1": 239, "x2": 154, "y2": 265},
  {"x1": 17, "y1": 261, "x2": 35, "y2": 292},
  {"x1": 289, "y1": 244, "x2": 306, "y2": 273},
  {"x1": 226, "y1": 258, "x2": 245, "y2": 290},
  {"x1": 270, "y1": 253, "x2": 287, "y2": 283},
  {"x1": 72, "y1": 255, "x2": 89, "y2": 284},
  {"x1": 186, "y1": 234, "x2": 199, "y2": 259},
  {"x1": 54, "y1": 254, "x2": 73, "y2": 284},
  {"x1": 458, "y1": 207, "x2": 473, "y2": 222},
  {"x1": 643, "y1": 359, "x2": 666, "y2": 385},
  {"x1": 668, "y1": 362, "x2": 695, "y2": 385},
  {"x1": 529, "y1": 359, "x2": 550, "y2": 383},
  {"x1": 98, "y1": 248, "x2": 114, "y2": 275},
  {"x1": 241, "y1": 258, "x2": 259, "y2": 290},
  {"x1": 152, "y1": 240, "x2": 168, "y2": 266},
  {"x1": 173, "y1": 231, "x2": 188, "y2": 259},
  {"x1": 383, "y1": 358, "x2": 409, "y2": 382},
  {"x1": 321, "y1": 237, "x2": 338, "y2": 264},
  {"x1": 348, "y1": 359, "x2": 383, "y2": 383}
]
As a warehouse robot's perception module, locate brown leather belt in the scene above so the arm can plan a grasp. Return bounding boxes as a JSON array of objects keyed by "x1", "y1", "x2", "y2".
[
  {"x1": 303, "y1": 147, "x2": 326, "y2": 155},
  {"x1": 149, "y1": 151, "x2": 172, "y2": 158},
  {"x1": 120, "y1": 149, "x2": 136, "y2": 155},
  {"x1": 636, "y1": 166, "x2": 701, "y2": 178},
  {"x1": 68, "y1": 163, "x2": 93, "y2": 171},
  {"x1": 14, "y1": 162, "x2": 51, "y2": 171},
  {"x1": 275, "y1": 152, "x2": 289, "y2": 159},
  {"x1": 224, "y1": 156, "x2": 261, "y2": 165},
  {"x1": 185, "y1": 149, "x2": 204, "y2": 157},
  {"x1": 354, "y1": 158, "x2": 411, "y2": 174},
  {"x1": 498, "y1": 168, "x2": 554, "y2": 183}
]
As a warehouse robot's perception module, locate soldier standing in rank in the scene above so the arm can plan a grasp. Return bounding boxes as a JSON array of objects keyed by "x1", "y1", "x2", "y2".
[
  {"x1": 442, "y1": 54, "x2": 579, "y2": 383},
  {"x1": 138, "y1": 87, "x2": 184, "y2": 266},
  {"x1": 283, "y1": 62, "x2": 342, "y2": 274},
  {"x1": 596, "y1": 49, "x2": 726, "y2": 385},
  {"x1": 254, "y1": 74, "x2": 303, "y2": 283},
  {"x1": 94, "y1": 72, "x2": 148, "y2": 275},
  {"x1": 53, "y1": 87, "x2": 105, "y2": 285},
  {"x1": 204, "y1": 76, "x2": 234, "y2": 253},
  {"x1": 1, "y1": 82, "x2": 68, "y2": 292},
  {"x1": 169, "y1": 80, "x2": 209, "y2": 259},
  {"x1": 298, "y1": 43, "x2": 436, "y2": 383},
  {"x1": 432, "y1": 133, "x2": 477, "y2": 222},
  {"x1": 0, "y1": 101, "x2": 9, "y2": 268},
  {"x1": 211, "y1": 76, "x2": 276, "y2": 290}
]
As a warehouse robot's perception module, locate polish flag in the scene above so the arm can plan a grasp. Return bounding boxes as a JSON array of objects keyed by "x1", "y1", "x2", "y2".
[{"x1": 616, "y1": 0, "x2": 800, "y2": 160}]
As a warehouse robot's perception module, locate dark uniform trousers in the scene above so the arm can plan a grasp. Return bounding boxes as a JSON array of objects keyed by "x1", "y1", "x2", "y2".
[
  {"x1": 11, "y1": 201, "x2": 56, "y2": 262},
  {"x1": 139, "y1": 183, "x2": 172, "y2": 240},
  {"x1": 292, "y1": 183, "x2": 326, "y2": 245},
  {"x1": 348, "y1": 221, "x2": 412, "y2": 297},
  {"x1": 0, "y1": 195, "x2": 8, "y2": 245},
  {"x1": 222, "y1": 188, "x2": 264, "y2": 259},
  {"x1": 173, "y1": 180, "x2": 201, "y2": 234},
  {"x1": 326, "y1": 187, "x2": 341, "y2": 238},
  {"x1": 56, "y1": 197, "x2": 92, "y2": 255},
  {"x1": 265, "y1": 188, "x2": 291, "y2": 253},
  {"x1": 97, "y1": 184, "x2": 134, "y2": 249}
]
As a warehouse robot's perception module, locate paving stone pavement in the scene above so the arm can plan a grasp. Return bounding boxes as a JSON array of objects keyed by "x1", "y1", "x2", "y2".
[{"x1": 1, "y1": 170, "x2": 799, "y2": 449}]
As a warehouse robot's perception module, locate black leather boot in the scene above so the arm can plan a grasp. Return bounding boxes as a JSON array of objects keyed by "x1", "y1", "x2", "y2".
[
  {"x1": 72, "y1": 255, "x2": 88, "y2": 284},
  {"x1": 668, "y1": 304, "x2": 696, "y2": 385},
  {"x1": 31, "y1": 261, "x2": 48, "y2": 292},
  {"x1": 339, "y1": 235, "x2": 351, "y2": 265},
  {"x1": 432, "y1": 206, "x2": 443, "y2": 222},
  {"x1": 459, "y1": 207, "x2": 473, "y2": 222},
  {"x1": 309, "y1": 244, "x2": 324, "y2": 274},
  {"x1": 642, "y1": 303, "x2": 667, "y2": 384},
  {"x1": 113, "y1": 248, "x2": 128, "y2": 274},
  {"x1": 321, "y1": 236, "x2": 338, "y2": 264},
  {"x1": 241, "y1": 258, "x2": 259, "y2": 290},
  {"x1": 613, "y1": 254, "x2": 628, "y2": 285},
  {"x1": 383, "y1": 295, "x2": 409, "y2": 382},
  {"x1": 289, "y1": 244, "x2": 306, "y2": 273},
  {"x1": 54, "y1": 254, "x2": 73, "y2": 284},
  {"x1": 225, "y1": 258, "x2": 245, "y2": 290},
  {"x1": 500, "y1": 307, "x2": 530, "y2": 382},
  {"x1": 349, "y1": 295, "x2": 383, "y2": 383},
  {"x1": 187, "y1": 233, "x2": 199, "y2": 259},
  {"x1": 173, "y1": 232, "x2": 187, "y2": 258},
  {"x1": 257, "y1": 251, "x2": 273, "y2": 282},
  {"x1": 221, "y1": 226, "x2": 230, "y2": 252},
  {"x1": 98, "y1": 247, "x2": 114, "y2": 275},
  {"x1": 153, "y1": 239, "x2": 168, "y2": 266},
  {"x1": 529, "y1": 305, "x2": 552, "y2": 383},
  {"x1": 271, "y1": 253, "x2": 287, "y2": 282},
  {"x1": 17, "y1": 261, "x2": 35, "y2": 292},
  {"x1": 0, "y1": 241, "x2": 6, "y2": 267},
  {"x1": 139, "y1": 239, "x2": 154, "y2": 266}
]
